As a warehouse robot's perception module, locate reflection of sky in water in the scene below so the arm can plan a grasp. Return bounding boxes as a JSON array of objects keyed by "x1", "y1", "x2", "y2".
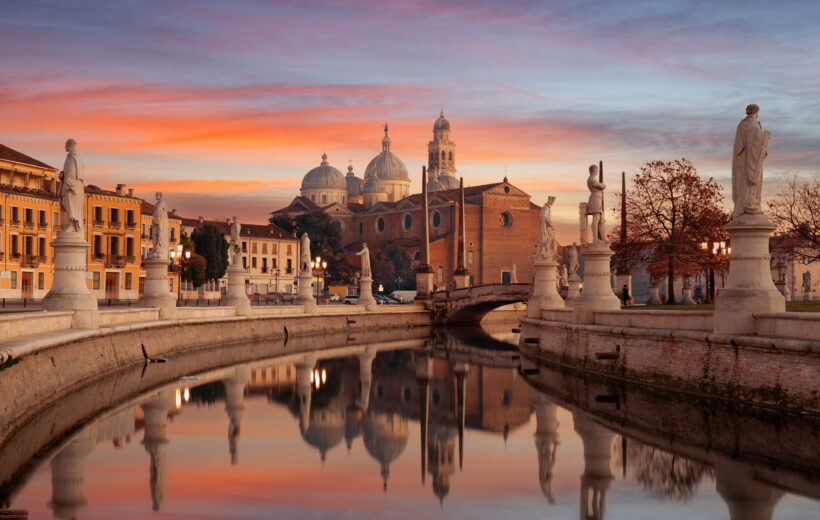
[{"x1": 9, "y1": 356, "x2": 819, "y2": 519}]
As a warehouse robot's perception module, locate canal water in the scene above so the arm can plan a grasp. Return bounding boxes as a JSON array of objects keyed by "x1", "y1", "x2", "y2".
[{"x1": 2, "y1": 327, "x2": 818, "y2": 519}]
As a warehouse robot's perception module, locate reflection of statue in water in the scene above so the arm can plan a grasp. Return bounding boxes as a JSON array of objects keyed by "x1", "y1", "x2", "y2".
[
  {"x1": 586, "y1": 165, "x2": 606, "y2": 242},
  {"x1": 356, "y1": 242, "x2": 372, "y2": 278},
  {"x1": 732, "y1": 104, "x2": 770, "y2": 220},
  {"x1": 229, "y1": 217, "x2": 242, "y2": 266},
  {"x1": 568, "y1": 244, "x2": 579, "y2": 277},
  {"x1": 300, "y1": 233, "x2": 311, "y2": 273},
  {"x1": 149, "y1": 192, "x2": 169, "y2": 259},
  {"x1": 58, "y1": 138, "x2": 85, "y2": 233},
  {"x1": 537, "y1": 196, "x2": 557, "y2": 261}
]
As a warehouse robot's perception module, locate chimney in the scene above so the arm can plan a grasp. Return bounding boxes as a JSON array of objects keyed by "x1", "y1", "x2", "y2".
[
  {"x1": 128, "y1": 188, "x2": 134, "y2": 197},
  {"x1": 116, "y1": 183, "x2": 125, "y2": 195},
  {"x1": 198, "y1": 216, "x2": 204, "y2": 224}
]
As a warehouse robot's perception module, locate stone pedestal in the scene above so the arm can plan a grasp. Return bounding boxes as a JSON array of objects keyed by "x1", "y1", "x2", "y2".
[
  {"x1": 453, "y1": 272, "x2": 470, "y2": 289},
  {"x1": 715, "y1": 462, "x2": 784, "y2": 520},
  {"x1": 803, "y1": 290, "x2": 812, "y2": 302},
  {"x1": 415, "y1": 267, "x2": 434, "y2": 303},
  {"x1": 681, "y1": 284, "x2": 696, "y2": 305},
  {"x1": 527, "y1": 259, "x2": 564, "y2": 318},
  {"x1": 222, "y1": 265, "x2": 251, "y2": 315},
  {"x1": 572, "y1": 241, "x2": 621, "y2": 324},
  {"x1": 42, "y1": 232, "x2": 99, "y2": 329},
  {"x1": 565, "y1": 275, "x2": 581, "y2": 307},
  {"x1": 714, "y1": 214, "x2": 785, "y2": 335},
  {"x1": 139, "y1": 257, "x2": 177, "y2": 320},
  {"x1": 358, "y1": 276, "x2": 378, "y2": 311},
  {"x1": 646, "y1": 285, "x2": 662, "y2": 305}
]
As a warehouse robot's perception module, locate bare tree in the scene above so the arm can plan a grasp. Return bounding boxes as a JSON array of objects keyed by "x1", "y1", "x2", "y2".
[{"x1": 767, "y1": 172, "x2": 820, "y2": 262}]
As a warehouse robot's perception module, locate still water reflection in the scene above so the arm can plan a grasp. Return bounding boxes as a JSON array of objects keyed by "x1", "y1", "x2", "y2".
[{"x1": 2, "y1": 328, "x2": 818, "y2": 519}]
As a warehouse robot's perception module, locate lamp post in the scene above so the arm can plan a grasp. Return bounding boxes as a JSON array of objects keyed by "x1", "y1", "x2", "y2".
[
  {"x1": 310, "y1": 256, "x2": 327, "y2": 303},
  {"x1": 699, "y1": 240, "x2": 730, "y2": 302},
  {"x1": 273, "y1": 268, "x2": 280, "y2": 295},
  {"x1": 169, "y1": 243, "x2": 191, "y2": 303}
]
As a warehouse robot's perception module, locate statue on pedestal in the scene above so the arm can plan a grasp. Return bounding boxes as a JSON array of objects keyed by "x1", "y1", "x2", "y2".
[
  {"x1": 732, "y1": 104, "x2": 770, "y2": 220},
  {"x1": 58, "y1": 139, "x2": 85, "y2": 233},
  {"x1": 510, "y1": 261, "x2": 518, "y2": 283},
  {"x1": 149, "y1": 192, "x2": 168, "y2": 259},
  {"x1": 537, "y1": 197, "x2": 557, "y2": 261},
  {"x1": 558, "y1": 265, "x2": 568, "y2": 287},
  {"x1": 585, "y1": 165, "x2": 606, "y2": 242},
  {"x1": 229, "y1": 217, "x2": 242, "y2": 267},
  {"x1": 300, "y1": 233, "x2": 311, "y2": 274},
  {"x1": 356, "y1": 243, "x2": 372, "y2": 278},
  {"x1": 568, "y1": 244, "x2": 579, "y2": 277}
]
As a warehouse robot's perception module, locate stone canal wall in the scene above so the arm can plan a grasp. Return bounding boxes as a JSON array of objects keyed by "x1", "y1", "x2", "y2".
[
  {"x1": 0, "y1": 306, "x2": 432, "y2": 447},
  {"x1": 520, "y1": 310, "x2": 820, "y2": 411}
]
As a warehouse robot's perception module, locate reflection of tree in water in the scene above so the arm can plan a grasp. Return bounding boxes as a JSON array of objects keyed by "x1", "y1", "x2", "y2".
[
  {"x1": 614, "y1": 437, "x2": 713, "y2": 501},
  {"x1": 188, "y1": 381, "x2": 225, "y2": 405}
]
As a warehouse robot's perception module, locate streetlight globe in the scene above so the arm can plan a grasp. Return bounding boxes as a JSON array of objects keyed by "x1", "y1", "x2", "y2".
[
  {"x1": 177, "y1": 244, "x2": 183, "y2": 252},
  {"x1": 185, "y1": 251, "x2": 191, "y2": 259},
  {"x1": 322, "y1": 261, "x2": 327, "y2": 269}
]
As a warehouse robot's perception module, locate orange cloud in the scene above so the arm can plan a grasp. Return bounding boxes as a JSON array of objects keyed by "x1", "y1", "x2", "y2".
[{"x1": 131, "y1": 178, "x2": 300, "y2": 193}]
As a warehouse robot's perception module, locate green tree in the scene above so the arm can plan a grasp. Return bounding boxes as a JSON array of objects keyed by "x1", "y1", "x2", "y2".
[
  {"x1": 181, "y1": 253, "x2": 208, "y2": 287},
  {"x1": 191, "y1": 223, "x2": 229, "y2": 281},
  {"x1": 271, "y1": 211, "x2": 348, "y2": 281}
]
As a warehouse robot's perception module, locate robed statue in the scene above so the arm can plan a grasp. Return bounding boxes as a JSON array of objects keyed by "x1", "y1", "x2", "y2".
[
  {"x1": 568, "y1": 244, "x2": 579, "y2": 277},
  {"x1": 300, "y1": 233, "x2": 311, "y2": 274},
  {"x1": 229, "y1": 217, "x2": 242, "y2": 266},
  {"x1": 585, "y1": 165, "x2": 606, "y2": 242},
  {"x1": 149, "y1": 192, "x2": 169, "y2": 259},
  {"x1": 356, "y1": 242, "x2": 372, "y2": 278},
  {"x1": 510, "y1": 261, "x2": 518, "y2": 283},
  {"x1": 558, "y1": 265, "x2": 568, "y2": 287},
  {"x1": 58, "y1": 139, "x2": 85, "y2": 233},
  {"x1": 732, "y1": 104, "x2": 770, "y2": 220},
  {"x1": 537, "y1": 196, "x2": 557, "y2": 261}
]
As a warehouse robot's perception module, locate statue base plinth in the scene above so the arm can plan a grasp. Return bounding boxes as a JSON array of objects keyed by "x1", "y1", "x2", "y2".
[
  {"x1": 681, "y1": 286, "x2": 696, "y2": 305},
  {"x1": 293, "y1": 271, "x2": 317, "y2": 312},
  {"x1": 415, "y1": 268, "x2": 434, "y2": 302},
  {"x1": 139, "y1": 257, "x2": 177, "y2": 320},
  {"x1": 222, "y1": 266, "x2": 251, "y2": 316},
  {"x1": 714, "y1": 214, "x2": 784, "y2": 335},
  {"x1": 453, "y1": 273, "x2": 470, "y2": 289},
  {"x1": 528, "y1": 258, "x2": 564, "y2": 318},
  {"x1": 774, "y1": 281, "x2": 788, "y2": 300},
  {"x1": 573, "y1": 241, "x2": 621, "y2": 324},
  {"x1": 804, "y1": 291, "x2": 812, "y2": 302},
  {"x1": 646, "y1": 286, "x2": 662, "y2": 305},
  {"x1": 42, "y1": 234, "x2": 98, "y2": 329},
  {"x1": 564, "y1": 275, "x2": 581, "y2": 307},
  {"x1": 358, "y1": 276, "x2": 378, "y2": 311}
]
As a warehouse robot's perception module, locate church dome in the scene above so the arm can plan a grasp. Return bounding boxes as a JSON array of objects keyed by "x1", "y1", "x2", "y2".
[
  {"x1": 363, "y1": 176, "x2": 386, "y2": 194},
  {"x1": 364, "y1": 124, "x2": 409, "y2": 181},
  {"x1": 301, "y1": 153, "x2": 347, "y2": 191},
  {"x1": 346, "y1": 163, "x2": 363, "y2": 196},
  {"x1": 434, "y1": 111, "x2": 451, "y2": 131},
  {"x1": 436, "y1": 174, "x2": 460, "y2": 190}
]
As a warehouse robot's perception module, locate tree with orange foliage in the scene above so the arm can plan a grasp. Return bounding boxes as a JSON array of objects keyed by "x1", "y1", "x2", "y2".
[{"x1": 610, "y1": 159, "x2": 729, "y2": 304}]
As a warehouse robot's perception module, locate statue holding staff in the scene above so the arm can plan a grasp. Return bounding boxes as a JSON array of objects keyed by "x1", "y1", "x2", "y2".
[
  {"x1": 58, "y1": 138, "x2": 85, "y2": 233},
  {"x1": 356, "y1": 242, "x2": 372, "y2": 278}
]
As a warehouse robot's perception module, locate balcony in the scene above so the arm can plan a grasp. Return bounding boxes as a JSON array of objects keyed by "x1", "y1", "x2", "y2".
[
  {"x1": 23, "y1": 220, "x2": 34, "y2": 229},
  {"x1": 126, "y1": 221, "x2": 137, "y2": 229},
  {"x1": 10, "y1": 219, "x2": 20, "y2": 227},
  {"x1": 10, "y1": 252, "x2": 20, "y2": 260},
  {"x1": 105, "y1": 255, "x2": 128, "y2": 268},
  {"x1": 93, "y1": 252, "x2": 105, "y2": 261},
  {"x1": 92, "y1": 219, "x2": 104, "y2": 227},
  {"x1": 38, "y1": 221, "x2": 48, "y2": 229},
  {"x1": 109, "y1": 220, "x2": 122, "y2": 229},
  {"x1": 38, "y1": 254, "x2": 47, "y2": 263},
  {"x1": 286, "y1": 267, "x2": 293, "y2": 274},
  {"x1": 21, "y1": 255, "x2": 39, "y2": 267},
  {"x1": 261, "y1": 267, "x2": 269, "y2": 273}
]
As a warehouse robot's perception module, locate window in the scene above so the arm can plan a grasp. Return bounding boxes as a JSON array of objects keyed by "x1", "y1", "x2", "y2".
[
  {"x1": 403, "y1": 213, "x2": 412, "y2": 231},
  {"x1": 24, "y1": 208, "x2": 33, "y2": 225},
  {"x1": 286, "y1": 258, "x2": 292, "y2": 273},
  {"x1": 38, "y1": 272, "x2": 45, "y2": 290},
  {"x1": 126, "y1": 237, "x2": 134, "y2": 257},
  {"x1": 262, "y1": 243, "x2": 267, "y2": 254},
  {"x1": 11, "y1": 235, "x2": 19, "y2": 257},
  {"x1": 252, "y1": 257, "x2": 257, "y2": 268},
  {"x1": 359, "y1": 223, "x2": 363, "y2": 235},
  {"x1": 109, "y1": 208, "x2": 120, "y2": 224},
  {"x1": 501, "y1": 270, "x2": 511, "y2": 284},
  {"x1": 448, "y1": 151, "x2": 453, "y2": 161},
  {"x1": 53, "y1": 211, "x2": 59, "y2": 229},
  {"x1": 242, "y1": 241, "x2": 247, "y2": 253},
  {"x1": 170, "y1": 228, "x2": 176, "y2": 241},
  {"x1": 38, "y1": 210, "x2": 46, "y2": 226},
  {"x1": 441, "y1": 150, "x2": 446, "y2": 160},
  {"x1": 322, "y1": 194, "x2": 327, "y2": 204},
  {"x1": 11, "y1": 206, "x2": 19, "y2": 225},
  {"x1": 92, "y1": 272, "x2": 100, "y2": 290},
  {"x1": 93, "y1": 206, "x2": 103, "y2": 224},
  {"x1": 431, "y1": 211, "x2": 441, "y2": 229},
  {"x1": 38, "y1": 237, "x2": 46, "y2": 258},
  {"x1": 414, "y1": 251, "x2": 420, "y2": 261},
  {"x1": 93, "y1": 235, "x2": 103, "y2": 257},
  {"x1": 287, "y1": 244, "x2": 292, "y2": 255},
  {"x1": 126, "y1": 209, "x2": 134, "y2": 225},
  {"x1": 125, "y1": 272, "x2": 133, "y2": 290},
  {"x1": 242, "y1": 257, "x2": 247, "y2": 269},
  {"x1": 376, "y1": 217, "x2": 385, "y2": 233},
  {"x1": 262, "y1": 258, "x2": 267, "y2": 271},
  {"x1": 142, "y1": 223, "x2": 146, "y2": 237},
  {"x1": 10, "y1": 271, "x2": 17, "y2": 289},
  {"x1": 504, "y1": 185, "x2": 510, "y2": 193},
  {"x1": 499, "y1": 212, "x2": 512, "y2": 227},
  {"x1": 272, "y1": 258, "x2": 277, "y2": 268},
  {"x1": 468, "y1": 251, "x2": 474, "y2": 265},
  {"x1": 437, "y1": 266, "x2": 443, "y2": 282}
]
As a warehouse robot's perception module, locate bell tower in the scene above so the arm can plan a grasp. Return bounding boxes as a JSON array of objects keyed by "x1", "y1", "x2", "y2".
[{"x1": 428, "y1": 111, "x2": 456, "y2": 181}]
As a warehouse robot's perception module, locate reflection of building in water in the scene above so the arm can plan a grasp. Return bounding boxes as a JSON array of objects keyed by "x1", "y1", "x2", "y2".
[
  {"x1": 428, "y1": 422, "x2": 457, "y2": 503},
  {"x1": 140, "y1": 391, "x2": 174, "y2": 512},
  {"x1": 362, "y1": 410, "x2": 409, "y2": 492},
  {"x1": 223, "y1": 366, "x2": 250, "y2": 465},
  {"x1": 715, "y1": 462, "x2": 784, "y2": 520},
  {"x1": 529, "y1": 386, "x2": 559, "y2": 504},
  {"x1": 573, "y1": 411, "x2": 615, "y2": 520},
  {"x1": 246, "y1": 364, "x2": 296, "y2": 397}
]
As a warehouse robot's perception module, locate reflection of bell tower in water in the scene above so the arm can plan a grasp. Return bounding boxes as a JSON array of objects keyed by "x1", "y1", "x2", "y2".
[
  {"x1": 141, "y1": 391, "x2": 174, "y2": 512},
  {"x1": 573, "y1": 411, "x2": 615, "y2": 520},
  {"x1": 529, "y1": 386, "x2": 560, "y2": 504},
  {"x1": 295, "y1": 356, "x2": 317, "y2": 434},
  {"x1": 223, "y1": 366, "x2": 250, "y2": 465},
  {"x1": 49, "y1": 428, "x2": 97, "y2": 520}
]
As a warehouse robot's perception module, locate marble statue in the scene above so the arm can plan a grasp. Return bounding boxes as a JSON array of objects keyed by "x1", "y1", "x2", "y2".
[
  {"x1": 732, "y1": 104, "x2": 770, "y2": 220},
  {"x1": 149, "y1": 192, "x2": 169, "y2": 259},
  {"x1": 510, "y1": 261, "x2": 518, "y2": 283},
  {"x1": 803, "y1": 272, "x2": 811, "y2": 293},
  {"x1": 229, "y1": 217, "x2": 242, "y2": 267},
  {"x1": 585, "y1": 165, "x2": 606, "y2": 242},
  {"x1": 568, "y1": 244, "x2": 579, "y2": 277},
  {"x1": 558, "y1": 265, "x2": 568, "y2": 287},
  {"x1": 537, "y1": 196, "x2": 557, "y2": 261},
  {"x1": 356, "y1": 242, "x2": 372, "y2": 278},
  {"x1": 300, "y1": 233, "x2": 311, "y2": 273},
  {"x1": 58, "y1": 138, "x2": 85, "y2": 233}
]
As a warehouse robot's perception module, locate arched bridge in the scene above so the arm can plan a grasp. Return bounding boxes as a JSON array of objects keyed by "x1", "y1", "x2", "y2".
[{"x1": 431, "y1": 283, "x2": 530, "y2": 324}]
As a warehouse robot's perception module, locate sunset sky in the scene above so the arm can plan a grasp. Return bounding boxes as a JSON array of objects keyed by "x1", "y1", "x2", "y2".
[{"x1": 2, "y1": 1, "x2": 819, "y2": 240}]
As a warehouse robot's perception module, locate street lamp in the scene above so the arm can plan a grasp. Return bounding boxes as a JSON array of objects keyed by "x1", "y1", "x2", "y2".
[
  {"x1": 310, "y1": 256, "x2": 328, "y2": 302},
  {"x1": 273, "y1": 267, "x2": 281, "y2": 295},
  {"x1": 699, "y1": 240, "x2": 730, "y2": 302},
  {"x1": 170, "y1": 243, "x2": 191, "y2": 302}
]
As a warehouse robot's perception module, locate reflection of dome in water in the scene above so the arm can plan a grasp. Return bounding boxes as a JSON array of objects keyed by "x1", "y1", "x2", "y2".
[
  {"x1": 363, "y1": 410, "x2": 409, "y2": 490},
  {"x1": 302, "y1": 406, "x2": 346, "y2": 461},
  {"x1": 345, "y1": 405, "x2": 363, "y2": 449}
]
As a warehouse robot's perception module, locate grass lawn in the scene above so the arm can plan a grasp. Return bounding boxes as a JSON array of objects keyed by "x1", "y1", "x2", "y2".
[{"x1": 633, "y1": 301, "x2": 820, "y2": 312}]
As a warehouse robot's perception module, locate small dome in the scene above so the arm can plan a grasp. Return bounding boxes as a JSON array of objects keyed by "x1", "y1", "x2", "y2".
[
  {"x1": 364, "y1": 124, "x2": 409, "y2": 181},
  {"x1": 434, "y1": 111, "x2": 450, "y2": 131},
  {"x1": 363, "y1": 176, "x2": 386, "y2": 194},
  {"x1": 301, "y1": 153, "x2": 347, "y2": 191},
  {"x1": 436, "y1": 174, "x2": 460, "y2": 190},
  {"x1": 346, "y1": 163, "x2": 363, "y2": 196},
  {"x1": 427, "y1": 178, "x2": 446, "y2": 193}
]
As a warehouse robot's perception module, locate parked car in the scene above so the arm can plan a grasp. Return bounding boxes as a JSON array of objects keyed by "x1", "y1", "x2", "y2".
[{"x1": 344, "y1": 295, "x2": 359, "y2": 305}]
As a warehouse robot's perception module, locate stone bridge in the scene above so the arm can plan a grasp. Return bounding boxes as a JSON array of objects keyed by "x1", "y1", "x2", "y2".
[{"x1": 431, "y1": 283, "x2": 530, "y2": 324}]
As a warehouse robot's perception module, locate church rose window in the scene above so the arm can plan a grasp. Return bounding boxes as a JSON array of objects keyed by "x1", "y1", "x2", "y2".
[
  {"x1": 431, "y1": 210, "x2": 441, "y2": 229},
  {"x1": 403, "y1": 213, "x2": 412, "y2": 231},
  {"x1": 376, "y1": 217, "x2": 385, "y2": 233}
]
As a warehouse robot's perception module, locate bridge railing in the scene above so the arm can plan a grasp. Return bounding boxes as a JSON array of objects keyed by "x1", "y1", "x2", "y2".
[{"x1": 432, "y1": 283, "x2": 532, "y2": 302}]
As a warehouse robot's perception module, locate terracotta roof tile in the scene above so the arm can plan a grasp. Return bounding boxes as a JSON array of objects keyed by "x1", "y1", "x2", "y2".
[{"x1": 0, "y1": 144, "x2": 57, "y2": 171}]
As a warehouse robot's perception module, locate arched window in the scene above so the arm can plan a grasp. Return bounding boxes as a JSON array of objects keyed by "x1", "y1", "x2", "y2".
[
  {"x1": 441, "y1": 150, "x2": 446, "y2": 160},
  {"x1": 403, "y1": 213, "x2": 412, "y2": 231},
  {"x1": 376, "y1": 217, "x2": 385, "y2": 233},
  {"x1": 431, "y1": 210, "x2": 441, "y2": 229},
  {"x1": 448, "y1": 151, "x2": 453, "y2": 161}
]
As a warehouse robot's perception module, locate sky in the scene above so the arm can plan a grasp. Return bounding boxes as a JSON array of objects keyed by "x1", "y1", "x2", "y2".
[{"x1": 2, "y1": 0, "x2": 819, "y2": 240}]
